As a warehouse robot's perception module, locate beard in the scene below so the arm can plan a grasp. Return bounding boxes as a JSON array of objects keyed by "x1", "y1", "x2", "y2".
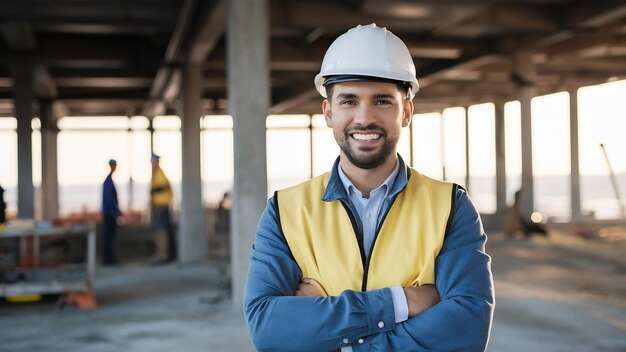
[{"x1": 337, "y1": 125, "x2": 397, "y2": 169}]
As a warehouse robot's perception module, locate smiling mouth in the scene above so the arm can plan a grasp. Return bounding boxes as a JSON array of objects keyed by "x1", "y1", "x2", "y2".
[{"x1": 351, "y1": 132, "x2": 381, "y2": 141}]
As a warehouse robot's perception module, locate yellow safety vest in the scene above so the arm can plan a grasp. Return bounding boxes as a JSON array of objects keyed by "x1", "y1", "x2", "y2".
[
  {"x1": 151, "y1": 167, "x2": 173, "y2": 206},
  {"x1": 277, "y1": 169, "x2": 453, "y2": 296}
]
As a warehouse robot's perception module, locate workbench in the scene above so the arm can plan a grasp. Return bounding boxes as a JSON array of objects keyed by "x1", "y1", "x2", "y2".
[{"x1": 0, "y1": 224, "x2": 96, "y2": 299}]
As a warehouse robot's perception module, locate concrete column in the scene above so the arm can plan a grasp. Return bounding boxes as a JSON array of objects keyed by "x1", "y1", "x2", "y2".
[
  {"x1": 148, "y1": 118, "x2": 155, "y2": 154},
  {"x1": 408, "y1": 117, "x2": 415, "y2": 167},
  {"x1": 569, "y1": 88, "x2": 582, "y2": 221},
  {"x1": 464, "y1": 107, "x2": 470, "y2": 192},
  {"x1": 494, "y1": 101, "x2": 507, "y2": 214},
  {"x1": 39, "y1": 99, "x2": 59, "y2": 220},
  {"x1": 12, "y1": 54, "x2": 35, "y2": 219},
  {"x1": 228, "y1": 0, "x2": 269, "y2": 311},
  {"x1": 309, "y1": 122, "x2": 314, "y2": 179},
  {"x1": 518, "y1": 86, "x2": 534, "y2": 217},
  {"x1": 514, "y1": 52, "x2": 536, "y2": 218},
  {"x1": 178, "y1": 64, "x2": 207, "y2": 263},
  {"x1": 127, "y1": 119, "x2": 135, "y2": 211},
  {"x1": 147, "y1": 118, "x2": 155, "y2": 220},
  {"x1": 440, "y1": 111, "x2": 446, "y2": 181}
]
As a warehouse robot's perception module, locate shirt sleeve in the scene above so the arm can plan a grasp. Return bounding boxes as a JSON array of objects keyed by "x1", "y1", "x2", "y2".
[
  {"x1": 389, "y1": 286, "x2": 409, "y2": 323},
  {"x1": 351, "y1": 187, "x2": 495, "y2": 351},
  {"x1": 244, "y1": 197, "x2": 398, "y2": 352}
]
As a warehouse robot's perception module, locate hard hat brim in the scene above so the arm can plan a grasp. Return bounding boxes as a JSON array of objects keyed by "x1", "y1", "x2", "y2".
[
  {"x1": 315, "y1": 73, "x2": 419, "y2": 99},
  {"x1": 322, "y1": 74, "x2": 406, "y2": 87}
]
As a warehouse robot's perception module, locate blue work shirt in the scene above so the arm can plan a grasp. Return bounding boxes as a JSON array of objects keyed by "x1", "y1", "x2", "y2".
[
  {"x1": 244, "y1": 155, "x2": 495, "y2": 351},
  {"x1": 102, "y1": 173, "x2": 121, "y2": 218}
]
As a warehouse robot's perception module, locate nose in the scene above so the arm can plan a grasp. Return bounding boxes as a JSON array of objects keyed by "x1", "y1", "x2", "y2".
[{"x1": 353, "y1": 103, "x2": 376, "y2": 126}]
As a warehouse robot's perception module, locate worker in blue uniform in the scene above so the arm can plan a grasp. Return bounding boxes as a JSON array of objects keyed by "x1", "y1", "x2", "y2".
[
  {"x1": 0, "y1": 183, "x2": 6, "y2": 226},
  {"x1": 102, "y1": 159, "x2": 122, "y2": 265},
  {"x1": 244, "y1": 23, "x2": 495, "y2": 351}
]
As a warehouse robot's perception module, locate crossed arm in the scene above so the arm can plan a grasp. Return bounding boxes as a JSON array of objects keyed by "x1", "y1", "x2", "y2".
[
  {"x1": 296, "y1": 278, "x2": 440, "y2": 318},
  {"x1": 244, "y1": 190, "x2": 494, "y2": 351}
]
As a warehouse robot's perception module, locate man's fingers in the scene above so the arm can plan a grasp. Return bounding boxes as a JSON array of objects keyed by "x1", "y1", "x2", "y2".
[{"x1": 295, "y1": 281, "x2": 311, "y2": 296}]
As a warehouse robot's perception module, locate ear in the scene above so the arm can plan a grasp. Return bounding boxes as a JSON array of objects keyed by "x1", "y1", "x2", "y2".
[
  {"x1": 402, "y1": 99, "x2": 414, "y2": 127},
  {"x1": 322, "y1": 99, "x2": 333, "y2": 127}
]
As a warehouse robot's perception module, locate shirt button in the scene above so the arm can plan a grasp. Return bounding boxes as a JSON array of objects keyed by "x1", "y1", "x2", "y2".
[
  {"x1": 366, "y1": 212, "x2": 371, "y2": 218},
  {"x1": 378, "y1": 321, "x2": 385, "y2": 328},
  {"x1": 343, "y1": 338, "x2": 349, "y2": 344},
  {"x1": 358, "y1": 338, "x2": 364, "y2": 344}
]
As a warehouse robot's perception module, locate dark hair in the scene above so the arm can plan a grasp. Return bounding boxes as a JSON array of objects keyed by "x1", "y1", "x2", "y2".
[{"x1": 325, "y1": 82, "x2": 410, "y2": 101}]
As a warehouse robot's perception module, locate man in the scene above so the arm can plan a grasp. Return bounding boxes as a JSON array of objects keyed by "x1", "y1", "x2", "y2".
[
  {"x1": 102, "y1": 159, "x2": 121, "y2": 265},
  {"x1": 244, "y1": 24, "x2": 494, "y2": 351},
  {"x1": 216, "y1": 191, "x2": 232, "y2": 259},
  {"x1": 150, "y1": 153, "x2": 176, "y2": 262},
  {"x1": 0, "y1": 183, "x2": 6, "y2": 226},
  {"x1": 504, "y1": 189, "x2": 547, "y2": 238}
]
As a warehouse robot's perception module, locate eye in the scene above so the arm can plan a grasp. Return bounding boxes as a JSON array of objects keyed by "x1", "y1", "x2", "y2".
[
  {"x1": 375, "y1": 99, "x2": 392, "y2": 106},
  {"x1": 339, "y1": 99, "x2": 357, "y2": 106}
]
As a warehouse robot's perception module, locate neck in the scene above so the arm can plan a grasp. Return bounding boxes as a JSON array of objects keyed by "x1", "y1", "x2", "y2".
[{"x1": 340, "y1": 153, "x2": 397, "y2": 198}]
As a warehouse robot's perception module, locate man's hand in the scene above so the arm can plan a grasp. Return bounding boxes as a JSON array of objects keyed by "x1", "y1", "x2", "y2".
[
  {"x1": 403, "y1": 284, "x2": 440, "y2": 317},
  {"x1": 295, "y1": 278, "x2": 327, "y2": 297}
]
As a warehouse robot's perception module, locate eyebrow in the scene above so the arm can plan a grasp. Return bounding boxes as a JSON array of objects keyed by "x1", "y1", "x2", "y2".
[
  {"x1": 372, "y1": 93, "x2": 396, "y2": 99},
  {"x1": 335, "y1": 93, "x2": 397, "y2": 100},
  {"x1": 336, "y1": 93, "x2": 358, "y2": 100}
]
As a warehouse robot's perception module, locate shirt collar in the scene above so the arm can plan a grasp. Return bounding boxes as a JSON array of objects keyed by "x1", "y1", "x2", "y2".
[
  {"x1": 337, "y1": 159, "x2": 400, "y2": 199},
  {"x1": 322, "y1": 154, "x2": 410, "y2": 202}
]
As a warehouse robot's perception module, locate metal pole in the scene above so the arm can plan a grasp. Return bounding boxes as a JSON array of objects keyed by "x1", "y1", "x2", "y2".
[
  {"x1": 127, "y1": 118, "x2": 134, "y2": 211},
  {"x1": 600, "y1": 143, "x2": 625, "y2": 218}
]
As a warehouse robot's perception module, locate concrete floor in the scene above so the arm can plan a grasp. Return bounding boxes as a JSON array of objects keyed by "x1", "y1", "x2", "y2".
[
  {"x1": 1, "y1": 229, "x2": 625, "y2": 352},
  {"x1": 488, "y1": 228, "x2": 626, "y2": 352}
]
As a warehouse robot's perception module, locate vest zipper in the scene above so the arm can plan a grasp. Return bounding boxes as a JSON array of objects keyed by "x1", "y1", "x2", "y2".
[
  {"x1": 339, "y1": 201, "x2": 366, "y2": 269},
  {"x1": 341, "y1": 198, "x2": 395, "y2": 292},
  {"x1": 361, "y1": 201, "x2": 394, "y2": 291}
]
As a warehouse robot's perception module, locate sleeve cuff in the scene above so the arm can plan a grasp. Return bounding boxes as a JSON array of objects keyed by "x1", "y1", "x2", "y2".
[
  {"x1": 364, "y1": 288, "x2": 396, "y2": 335},
  {"x1": 390, "y1": 286, "x2": 409, "y2": 323}
]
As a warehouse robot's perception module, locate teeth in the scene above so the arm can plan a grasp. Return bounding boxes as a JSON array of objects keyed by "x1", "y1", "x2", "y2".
[{"x1": 352, "y1": 133, "x2": 380, "y2": 140}]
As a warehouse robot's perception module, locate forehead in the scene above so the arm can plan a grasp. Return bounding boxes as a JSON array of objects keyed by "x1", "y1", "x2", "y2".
[{"x1": 330, "y1": 81, "x2": 403, "y2": 98}]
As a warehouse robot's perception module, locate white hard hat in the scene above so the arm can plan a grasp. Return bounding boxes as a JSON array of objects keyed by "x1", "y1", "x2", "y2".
[{"x1": 314, "y1": 23, "x2": 419, "y2": 99}]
